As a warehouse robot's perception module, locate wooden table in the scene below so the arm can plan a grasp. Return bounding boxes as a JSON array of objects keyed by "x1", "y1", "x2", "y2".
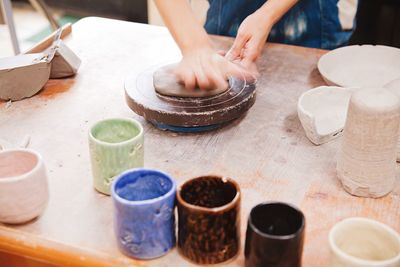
[{"x1": 0, "y1": 17, "x2": 399, "y2": 267}]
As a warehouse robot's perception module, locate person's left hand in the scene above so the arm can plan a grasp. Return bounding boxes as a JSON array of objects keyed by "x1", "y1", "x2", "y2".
[{"x1": 225, "y1": 10, "x2": 273, "y2": 72}]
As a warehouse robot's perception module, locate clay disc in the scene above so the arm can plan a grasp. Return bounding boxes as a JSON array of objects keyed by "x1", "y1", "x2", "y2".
[
  {"x1": 125, "y1": 64, "x2": 257, "y2": 128},
  {"x1": 153, "y1": 63, "x2": 228, "y2": 97}
]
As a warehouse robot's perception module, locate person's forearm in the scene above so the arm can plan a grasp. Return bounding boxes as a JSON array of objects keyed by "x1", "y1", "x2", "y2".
[
  {"x1": 257, "y1": 0, "x2": 299, "y2": 26},
  {"x1": 154, "y1": 0, "x2": 212, "y2": 55}
]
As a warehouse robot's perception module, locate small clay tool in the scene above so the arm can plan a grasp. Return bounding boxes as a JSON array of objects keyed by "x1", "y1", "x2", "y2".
[{"x1": 125, "y1": 64, "x2": 257, "y2": 133}]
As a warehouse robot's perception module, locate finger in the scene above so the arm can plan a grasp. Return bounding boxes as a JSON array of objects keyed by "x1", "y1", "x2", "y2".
[
  {"x1": 177, "y1": 70, "x2": 196, "y2": 90},
  {"x1": 194, "y1": 67, "x2": 211, "y2": 90},
  {"x1": 182, "y1": 70, "x2": 196, "y2": 90},
  {"x1": 217, "y1": 50, "x2": 227, "y2": 57},
  {"x1": 205, "y1": 66, "x2": 228, "y2": 90},
  {"x1": 226, "y1": 32, "x2": 248, "y2": 61},
  {"x1": 226, "y1": 61, "x2": 255, "y2": 82},
  {"x1": 241, "y1": 37, "x2": 264, "y2": 63}
]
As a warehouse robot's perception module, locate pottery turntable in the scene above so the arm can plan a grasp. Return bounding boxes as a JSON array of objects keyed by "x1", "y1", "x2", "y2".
[{"x1": 125, "y1": 63, "x2": 257, "y2": 132}]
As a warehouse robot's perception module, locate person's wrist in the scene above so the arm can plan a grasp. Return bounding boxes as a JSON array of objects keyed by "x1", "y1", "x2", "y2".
[
  {"x1": 180, "y1": 34, "x2": 213, "y2": 56},
  {"x1": 254, "y1": 9, "x2": 275, "y2": 31}
]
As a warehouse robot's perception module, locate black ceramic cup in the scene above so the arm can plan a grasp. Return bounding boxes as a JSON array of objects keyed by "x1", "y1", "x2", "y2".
[
  {"x1": 177, "y1": 175, "x2": 241, "y2": 264},
  {"x1": 245, "y1": 202, "x2": 305, "y2": 267}
]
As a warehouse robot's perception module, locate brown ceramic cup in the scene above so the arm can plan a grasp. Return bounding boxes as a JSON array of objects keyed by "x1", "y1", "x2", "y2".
[{"x1": 177, "y1": 175, "x2": 241, "y2": 265}]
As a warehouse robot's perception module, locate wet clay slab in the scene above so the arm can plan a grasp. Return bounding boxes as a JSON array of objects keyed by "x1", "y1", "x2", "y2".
[
  {"x1": 318, "y1": 45, "x2": 400, "y2": 87},
  {"x1": 153, "y1": 63, "x2": 228, "y2": 98},
  {"x1": 125, "y1": 64, "x2": 257, "y2": 129}
]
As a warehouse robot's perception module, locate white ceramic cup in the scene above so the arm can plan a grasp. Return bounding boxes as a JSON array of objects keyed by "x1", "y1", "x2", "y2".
[
  {"x1": 0, "y1": 149, "x2": 49, "y2": 224},
  {"x1": 329, "y1": 217, "x2": 400, "y2": 267}
]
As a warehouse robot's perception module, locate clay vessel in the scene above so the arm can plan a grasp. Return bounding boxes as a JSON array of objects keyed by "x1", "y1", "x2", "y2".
[
  {"x1": 89, "y1": 117, "x2": 144, "y2": 195},
  {"x1": 0, "y1": 149, "x2": 49, "y2": 224},
  {"x1": 177, "y1": 175, "x2": 241, "y2": 264},
  {"x1": 329, "y1": 217, "x2": 400, "y2": 267},
  {"x1": 244, "y1": 202, "x2": 305, "y2": 267},
  {"x1": 384, "y1": 78, "x2": 400, "y2": 162},
  {"x1": 111, "y1": 168, "x2": 176, "y2": 259},
  {"x1": 337, "y1": 88, "x2": 400, "y2": 197},
  {"x1": 298, "y1": 86, "x2": 354, "y2": 145}
]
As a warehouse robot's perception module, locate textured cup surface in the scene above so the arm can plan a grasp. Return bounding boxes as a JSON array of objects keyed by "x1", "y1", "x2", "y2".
[
  {"x1": 112, "y1": 168, "x2": 177, "y2": 259},
  {"x1": 177, "y1": 176, "x2": 241, "y2": 264},
  {"x1": 245, "y1": 202, "x2": 305, "y2": 267},
  {"x1": 89, "y1": 117, "x2": 144, "y2": 195},
  {"x1": 337, "y1": 89, "x2": 400, "y2": 197},
  {"x1": 0, "y1": 149, "x2": 49, "y2": 224},
  {"x1": 329, "y1": 217, "x2": 400, "y2": 267}
]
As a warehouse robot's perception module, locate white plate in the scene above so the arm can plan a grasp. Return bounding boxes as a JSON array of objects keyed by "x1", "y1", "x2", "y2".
[
  {"x1": 298, "y1": 86, "x2": 354, "y2": 145},
  {"x1": 318, "y1": 45, "x2": 400, "y2": 88}
]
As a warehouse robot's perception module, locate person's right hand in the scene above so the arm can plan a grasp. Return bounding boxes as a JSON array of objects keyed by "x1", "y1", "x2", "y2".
[{"x1": 174, "y1": 46, "x2": 252, "y2": 91}]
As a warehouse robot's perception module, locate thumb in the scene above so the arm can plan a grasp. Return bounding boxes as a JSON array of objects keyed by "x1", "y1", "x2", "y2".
[
  {"x1": 225, "y1": 61, "x2": 254, "y2": 82},
  {"x1": 226, "y1": 32, "x2": 248, "y2": 61}
]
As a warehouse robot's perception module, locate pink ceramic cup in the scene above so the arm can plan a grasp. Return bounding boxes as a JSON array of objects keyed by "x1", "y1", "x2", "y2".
[{"x1": 0, "y1": 149, "x2": 49, "y2": 224}]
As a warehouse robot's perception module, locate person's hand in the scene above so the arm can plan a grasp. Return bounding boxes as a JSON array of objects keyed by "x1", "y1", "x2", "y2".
[
  {"x1": 175, "y1": 46, "x2": 251, "y2": 90},
  {"x1": 226, "y1": 11, "x2": 273, "y2": 69}
]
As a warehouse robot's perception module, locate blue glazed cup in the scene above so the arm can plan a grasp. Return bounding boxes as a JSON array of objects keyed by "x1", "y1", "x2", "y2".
[{"x1": 111, "y1": 168, "x2": 177, "y2": 259}]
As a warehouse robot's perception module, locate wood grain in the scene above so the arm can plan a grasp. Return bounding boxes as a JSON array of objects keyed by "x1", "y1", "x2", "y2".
[{"x1": 0, "y1": 17, "x2": 398, "y2": 266}]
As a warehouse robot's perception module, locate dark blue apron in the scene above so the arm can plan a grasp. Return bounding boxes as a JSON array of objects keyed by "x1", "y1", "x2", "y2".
[{"x1": 204, "y1": 0, "x2": 355, "y2": 49}]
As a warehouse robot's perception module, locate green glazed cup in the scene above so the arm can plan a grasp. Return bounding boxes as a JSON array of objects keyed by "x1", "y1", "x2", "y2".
[{"x1": 89, "y1": 118, "x2": 144, "y2": 195}]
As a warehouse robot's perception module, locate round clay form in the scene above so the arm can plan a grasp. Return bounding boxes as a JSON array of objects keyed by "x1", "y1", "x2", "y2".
[
  {"x1": 153, "y1": 63, "x2": 228, "y2": 97},
  {"x1": 336, "y1": 88, "x2": 400, "y2": 197},
  {"x1": 0, "y1": 149, "x2": 49, "y2": 224},
  {"x1": 318, "y1": 45, "x2": 400, "y2": 87},
  {"x1": 329, "y1": 217, "x2": 400, "y2": 267}
]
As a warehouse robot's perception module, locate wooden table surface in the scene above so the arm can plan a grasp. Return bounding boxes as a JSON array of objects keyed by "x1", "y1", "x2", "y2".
[{"x1": 0, "y1": 17, "x2": 399, "y2": 267}]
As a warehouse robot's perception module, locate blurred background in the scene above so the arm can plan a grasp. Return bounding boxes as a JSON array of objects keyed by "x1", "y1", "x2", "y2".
[{"x1": 0, "y1": 0, "x2": 399, "y2": 58}]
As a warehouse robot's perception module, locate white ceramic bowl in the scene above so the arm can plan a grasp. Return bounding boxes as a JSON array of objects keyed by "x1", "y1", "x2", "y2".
[
  {"x1": 329, "y1": 217, "x2": 400, "y2": 267},
  {"x1": 318, "y1": 45, "x2": 400, "y2": 88},
  {"x1": 297, "y1": 86, "x2": 354, "y2": 145},
  {"x1": 0, "y1": 149, "x2": 49, "y2": 224}
]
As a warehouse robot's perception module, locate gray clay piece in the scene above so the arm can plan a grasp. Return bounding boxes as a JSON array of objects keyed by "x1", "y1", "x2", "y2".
[
  {"x1": 0, "y1": 53, "x2": 51, "y2": 101},
  {"x1": 45, "y1": 40, "x2": 81, "y2": 78}
]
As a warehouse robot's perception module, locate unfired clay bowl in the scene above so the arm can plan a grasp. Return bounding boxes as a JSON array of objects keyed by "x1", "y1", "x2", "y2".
[
  {"x1": 318, "y1": 45, "x2": 400, "y2": 88},
  {"x1": 329, "y1": 217, "x2": 400, "y2": 267},
  {"x1": 0, "y1": 53, "x2": 51, "y2": 101},
  {"x1": 297, "y1": 86, "x2": 354, "y2": 145},
  {"x1": 0, "y1": 149, "x2": 49, "y2": 224}
]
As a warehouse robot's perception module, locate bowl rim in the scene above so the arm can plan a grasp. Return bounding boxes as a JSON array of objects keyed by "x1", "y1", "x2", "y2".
[
  {"x1": 176, "y1": 175, "x2": 241, "y2": 213},
  {"x1": 0, "y1": 148, "x2": 43, "y2": 183},
  {"x1": 111, "y1": 168, "x2": 177, "y2": 206},
  {"x1": 329, "y1": 217, "x2": 400, "y2": 266},
  {"x1": 247, "y1": 201, "x2": 305, "y2": 240},
  {"x1": 88, "y1": 117, "x2": 144, "y2": 147}
]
